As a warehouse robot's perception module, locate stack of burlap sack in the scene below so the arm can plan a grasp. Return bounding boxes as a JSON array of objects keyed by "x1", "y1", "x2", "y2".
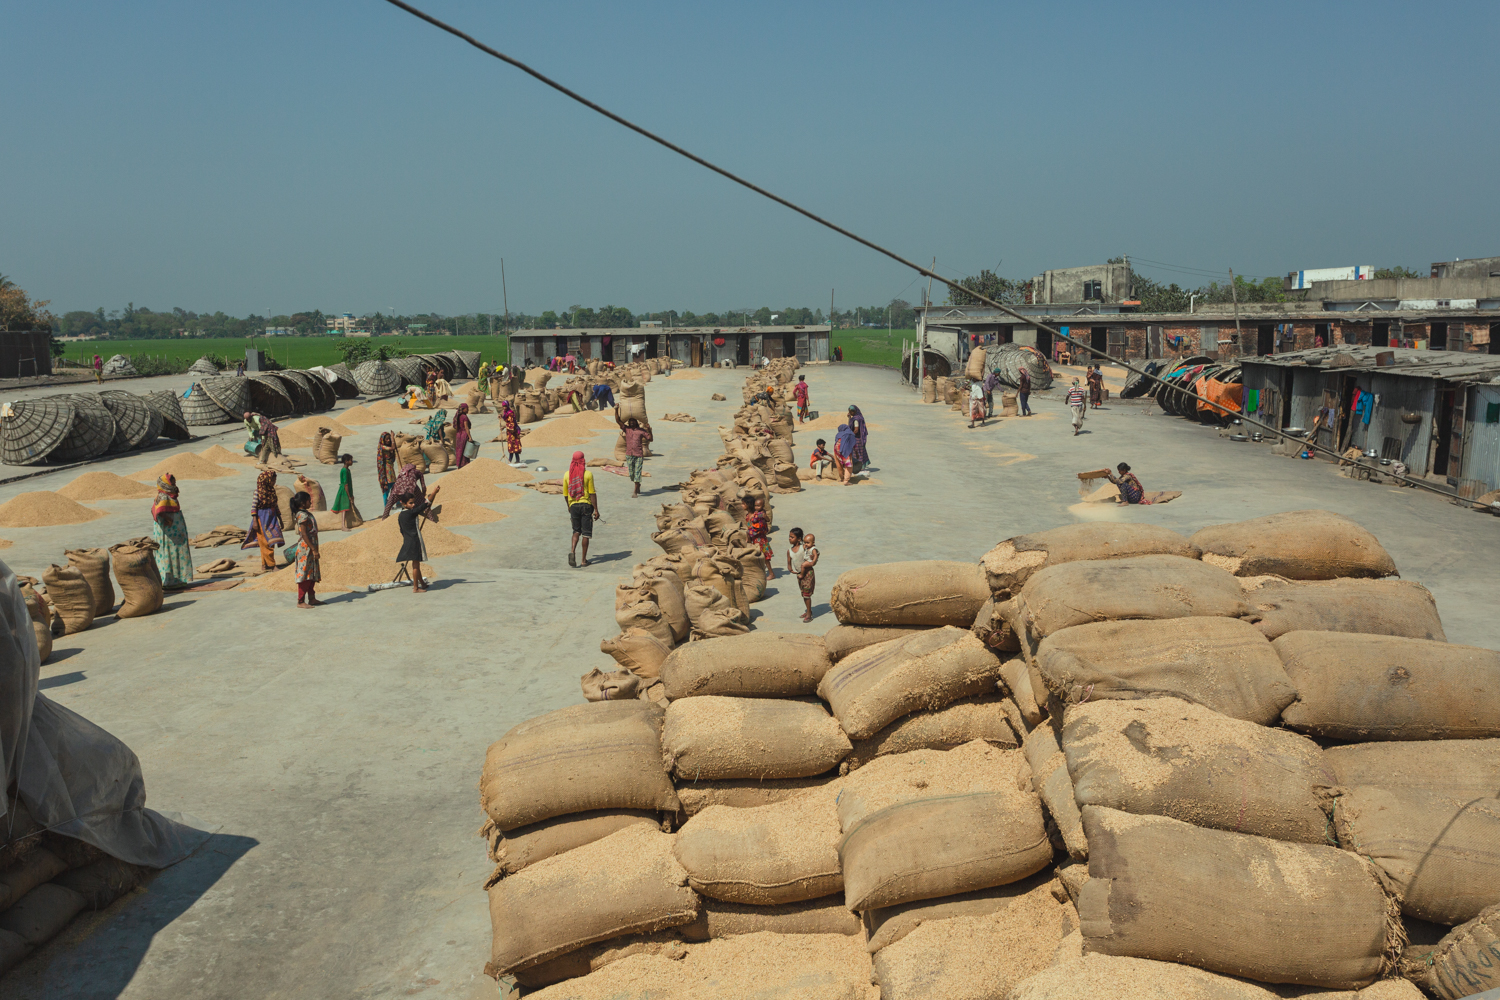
[
  {"x1": 920, "y1": 374, "x2": 963, "y2": 406},
  {"x1": 713, "y1": 368, "x2": 800, "y2": 492},
  {"x1": 390, "y1": 428, "x2": 455, "y2": 474},
  {"x1": 478, "y1": 508, "x2": 1498, "y2": 999},
  {"x1": 18, "y1": 544, "x2": 168, "y2": 663}
]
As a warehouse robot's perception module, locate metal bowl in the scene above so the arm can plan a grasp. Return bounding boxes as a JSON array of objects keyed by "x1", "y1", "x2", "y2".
[
  {"x1": 1363, "y1": 448, "x2": 1379, "y2": 458},
  {"x1": 1229, "y1": 434, "x2": 1248, "y2": 442},
  {"x1": 1380, "y1": 458, "x2": 1393, "y2": 466},
  {"x1": 1284, "y1": 427, "x2": 1308, "y2": 437},
  {"x1": 1250, "y1": 432, "x2": 1264, "y2": 442}
]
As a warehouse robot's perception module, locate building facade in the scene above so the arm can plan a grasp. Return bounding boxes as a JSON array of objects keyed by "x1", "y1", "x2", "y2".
[{"x1": 508, "y1": 325, "x2": 830, "y2": 368}]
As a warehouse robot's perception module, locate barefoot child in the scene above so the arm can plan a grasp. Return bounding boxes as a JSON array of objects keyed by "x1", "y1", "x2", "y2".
[{"x1": 786, "y1": 528, "x2": 819, "y2": 622}]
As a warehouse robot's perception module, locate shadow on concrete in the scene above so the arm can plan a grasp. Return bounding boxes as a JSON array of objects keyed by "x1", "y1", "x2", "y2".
[
  {"x1": 5, "y1": 831, "x2": 258, "y2": 999},
  {"x1": 41, "y1": 647, "x2": 85, "y2": 666},
  {"x1": 38, "y1": 670, "x2": 85, "y2": 689},
  {"x1": 580, "y1": 551, "x2": 631, "y2": 565}
]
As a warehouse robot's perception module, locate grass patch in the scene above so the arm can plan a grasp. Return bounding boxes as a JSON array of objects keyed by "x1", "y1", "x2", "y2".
[
  {"x1": 59, "y1": 336, "x2": 511, "y2": 373},
  {"x1": 831, "y1": 329, "x2": 913, "y2": 367}
]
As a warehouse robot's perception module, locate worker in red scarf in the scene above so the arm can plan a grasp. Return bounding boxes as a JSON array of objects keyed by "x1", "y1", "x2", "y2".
[{"x1": 565, "y1": 450, "x2": 600, "y2": 567}]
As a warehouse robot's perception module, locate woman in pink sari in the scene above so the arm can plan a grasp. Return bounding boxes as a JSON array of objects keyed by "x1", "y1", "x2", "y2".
[{"x1": 452, "y1": 403, "x2": 472, "y2": 468}]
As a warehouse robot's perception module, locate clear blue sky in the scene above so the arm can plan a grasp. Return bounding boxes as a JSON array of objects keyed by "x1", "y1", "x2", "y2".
[{"x1": 5, "y1": 0, "x2": 1496, "y2": 318}]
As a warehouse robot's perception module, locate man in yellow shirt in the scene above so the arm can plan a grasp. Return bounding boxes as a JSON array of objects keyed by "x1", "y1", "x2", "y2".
[{"x1": 565, "y1": 450, "x2": 600, "y2": 567}]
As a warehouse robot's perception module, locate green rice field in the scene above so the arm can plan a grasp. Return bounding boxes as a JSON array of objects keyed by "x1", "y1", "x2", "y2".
[
  {"x1": 830, "y1": 328, "x2": 913, "y2": 368},
  {"x1": 59, "y1": 335, "x2": 511, "y2": 372}
]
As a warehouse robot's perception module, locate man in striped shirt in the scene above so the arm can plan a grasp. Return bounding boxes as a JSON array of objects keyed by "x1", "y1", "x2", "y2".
[{"x1": 1066, "y1": 379, "x2": 1087, "y2": 436}]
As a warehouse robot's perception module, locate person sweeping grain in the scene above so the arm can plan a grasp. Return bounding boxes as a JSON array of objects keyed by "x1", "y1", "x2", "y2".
[
  {"x1": 291, "y1": 491, "x2": 323, "y2": 608},
  {"x1": 380, "y1": 463, "x2": 427, "y2": 520},
  {"x1": 452, "y1": 403, "x2": 472, "y2": 469},
  {"x1": 331, "y1": 454, "x2": 359, "y2": 529},
  {"x1": 564, "y1": 450, "x2": 599, "y2": 568},
  {"x1": 375, "y1": 432, "x2": 398, "y2": 505},
  {"x1": 397, "y1": 485, "x2": 440, "y2": 593},
  {"x1": 500, "y1": 398, "x2": 523, "y2": 465},
  {"x1": 241, "y1": 469, "x2": 284, "y2": 571},
  {"x1": 150, "y1": 472, "x2": 194, "y2": 588},
  {"x1": 786, "y1": 528, "x2": 819, "y2": 622}
]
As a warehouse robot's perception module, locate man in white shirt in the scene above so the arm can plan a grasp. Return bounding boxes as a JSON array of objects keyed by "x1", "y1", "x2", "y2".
[{"x1": 1066, "y1": 379, "x2": 1087, "y2": 436}]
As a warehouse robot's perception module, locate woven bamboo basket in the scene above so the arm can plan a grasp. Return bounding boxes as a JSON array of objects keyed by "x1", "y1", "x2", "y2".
[
  {"x1": 98, "y1": 391, "x2": 156, "y2": 452},
  {"x1": 181, "y1": 382, "x2": 236, "y2": 426},
  {"x1": 0, "y1": 397, "x2": 75, "y2": 465},
  {"x1": 352, "y1": 360, "x2": 401, "y2": 397},
  {"x1": 51, "y1": 394, "x2": 117, "y2": 462},
  {"x1": 246, "y1": 375, "x2": 295, "y2": 419},
  {"x1": 145, "y1": 390, "x2": 192, "y2": 440}
]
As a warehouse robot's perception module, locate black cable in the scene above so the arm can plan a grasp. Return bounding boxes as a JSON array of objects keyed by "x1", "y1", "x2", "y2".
[{"x1": 377, "y1": 0, "x2": 1469, "y2": 505}]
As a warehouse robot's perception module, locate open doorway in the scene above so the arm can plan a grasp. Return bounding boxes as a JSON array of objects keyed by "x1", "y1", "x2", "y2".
[
  {"x1": 1431, "y1": 322, "x2": 1449, "y2": 351},
  {"x1": 1431, "y1": 386, "x2": 1456, "y2": 477},
  {"x1": 1257, "y1": 325, "x2": 1274, "y2": 356},
  {"x1": 735, "y1": 335, "x2": 750, "y2": 366},
  {"x1": 1373, "y1": 321, "x2": 1390, "y2": 347},
  {"x1": 1090, "y1": 326, "x2": 1108, "y2": 359},
  {"x1": 1036, "y1": 328, "x2": 1053, "y2": 359},
  {"x1": 1490, "y1": 323, "x2": 1500, "y2": 355}
]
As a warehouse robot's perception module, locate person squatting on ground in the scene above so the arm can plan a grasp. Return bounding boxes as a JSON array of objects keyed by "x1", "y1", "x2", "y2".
[
  {"x1": 793, "y1": 375, "x2": 810, "y2": 423},
  {"x1": 1017, "y1": 366, "x2": 1032, "y2": 416},
  {"x1": 787, "y1": 528, "x2": 819, "y2": 622},
  {"x1": 396, "y1": 484, "x2": 440, "y2": 593},
  {"x1": 565, "y1": 450, "x2": 600, "y2": 567},
  {"x1": 1066, "y1": 379, "x2": 1087, "y2": 436},
  {"x1": 968, "y1": 378, "x2": 986, "y2": 428},
  {"x1": 1108, "y1": 462, "x2": 1150, "y2": 505},
  {"x1": 617, "y1": 415, "x2": 653, "y2": 498},
  {"x1": 809, "y1": 439, "x2": 832, "y2": 478},
  {"x1": 291, "y1": 490, "x2": 323, "y2": 608}
]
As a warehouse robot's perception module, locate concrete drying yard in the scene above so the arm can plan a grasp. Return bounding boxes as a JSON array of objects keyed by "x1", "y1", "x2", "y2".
[{"x1": 3, "y1": 362, "x2": 1497, "y2": 999}]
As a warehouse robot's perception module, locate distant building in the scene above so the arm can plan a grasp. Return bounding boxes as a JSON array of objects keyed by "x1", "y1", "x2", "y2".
[
  {"x1": 263, "y1": 327, "x2": 295, "y2": 337},
  {"x1": 509, "y1": 325, "x2": 831, "y2": 368},
  {"x1": 1028, "y1": 262, "x2": 1134, "y2": 307},
  {"x1": 1431, "y1": 256, "x2": 1500, "y2": 279},
  {"x1": 326, "y1": 313, "x2": 362, "y2": 335},
  {"x1": 1284, "y1": 266, "x2": 1373, "y2": 290}
]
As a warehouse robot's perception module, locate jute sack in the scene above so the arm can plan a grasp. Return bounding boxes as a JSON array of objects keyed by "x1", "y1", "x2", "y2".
[
  {"x1": 660, "y1": 631, "x2": 830, "y2": 700},
  {"x1": 921, "y1": 375, "x2": 937, "y2": 403},
  {"x1": 818, "y1": 627, "x2": 1007, "y2": 741},
  {"x1": 675, "y1": 773, "x2": 842, "y2": 817},
  {"x1": 617, "y1": 384, "x2": 648, "y2": 425},
  {"x1": 420, "y1": 441, "x2": 451, "y2": 473},
  {"x1": 31, "y1": 617, "x2": 52, "y2": 664},
  {"x1": 1022, "y1": 719, "x2": 1086, "y2": 860},
  {"x1": 693, "y1": 607, "x2": 750, "y2": 639},
  {"x1": 1410, "y1": 904, "x2": 1500, "y2": 1000},
  {"x1": 837, "y1": 741, "x2": 1051, "y2": 912},
  {"x1": 1005, "y1": 953, "x2": 1394, "y2": 1000},
  {"x1": 965, "y1": 346, "x2": 987, "y2": 379},
  {"x1": 1332, "y1": 786, "x2": 1500, "y2": 926},
  {"x1": 0, "y1": 847, "x2": 68, "y2": 912},
  {"x1": 600, "y1": 628, "x2": 673, "y2": 678},
  {"x1": 64, "y1": 548, "x2": 114, "y2": 617},
  {"x1": 980, "y1": 523, "x2": 1199, "y2": 599},
  {"x1": 1078, "y1": 806, "x2": 1400, "y2": 989},
  {"x1": 0, "y1": 883, "x2": 87, "y2": 948},
  {"x1": 636, "y1": 570, "x2": 690, "y2": 643},
  {"x1": 509, "y1": 929, "x2": 694, "y2": 990},
  {"x1": 615, "y1": 583, "x2": 651, "y2": 609},
  {"x1": 872, "y1": 878, "x2": 1078, "y2": 1000},
  {"x1": 663, "y1": 696, "x2": 850, "y2": 780},
  {"x1": 1190, "y1": 509, "x2": 1397, "y2": 580},
  {"x1": 1064, "y1": 697, "x2": 1333, "y2": 843},
  {"x1": 484, "y1": 825, "x2": 698, "y2": 977},
  {"x1": 615, "y1": 600, "x2": 675, "y2": 648},
  {"x1": 580, "y1": 667, "x2": 641, "y2": 703},
  {"x1": 313, "y1": 428, "x2": 341, "y2": 464},
  {"x1": 41, "y1": 565, "x2": 95, "y2": 635},
  {"x1": 700, "y1": 895, "x2": 861, "y2": 939},
  {"x1": 395, "y1": 434, "x2": 425, "y2": 470},
  {"x1": 1015, "y1": 555, "x2": 1248, "y2": 644},
  {"x1": 841, "y1": 695, "x2": 1021, "y2": 773},
  {"x1": 293, "y1": 474, "x2": 327, "y2": 511},
  {"x1": 998, "y1": 657, "x2": 1042, "y2": 727},
  {"x1": 1034, "y1": 617, "x2": 1296, "y2": 726},
  {"x1": 480, "y1": 701, "x2": 679, "y2": 831},
  {"x1": 728, "y1": 546, "x2": 767, "y2": 603},
  {"x1": 766, "y1": 436, "x2": 793, "y2": 465},
  {"x1": 674, "y1": 785, "x2": 844, "y2": 905},
  {"x1": 652, "y1": 520, "x2": 713, "y2": 556},
  {"x1": 823, "y1": 624, "x2": 933, "y2": 663},
  {"x1": 702, "y1": 508, "x2": 739, "y2": 540},
  {"x1": 1240, "y1": 577, "x2": 1446, "y2": 641},
  {"x1": 1276, "y1": 632, "x2": 1500, "y2": 740},
  {"x1": 830, "y1": 560, "x2": 989, "y2": 627},
  {"x1": 485, "y1": 809, "x2": 660, "y2": 877},
  {"x1": 971, "y1": 596, "x2": 1020, "y2": 653},
  {"x1": 109, "y1": 541, "x2": 164, "y2": 618},
  {"x1": 1325, "y1": 740, "x2": 1500, "y2": 802},
  {"x1": 771, "y1": 460, "x2": 801, "y2": 491},
  {"x1": 863, "y1": 869, "x2": 1060, "y2": 953}
]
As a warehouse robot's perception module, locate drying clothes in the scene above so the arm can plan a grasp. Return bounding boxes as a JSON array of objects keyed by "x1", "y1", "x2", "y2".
[
  {"x1": 1353, "y1": 390, "x2": 1374, "y2": 426},
  {"x1": 1245, "y1": 389, "x2": 1259, "y2": 414}
]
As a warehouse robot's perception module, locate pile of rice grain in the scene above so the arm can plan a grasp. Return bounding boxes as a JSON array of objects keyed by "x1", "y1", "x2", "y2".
[
  {"x1": 432, "y1": 457, "x2": 530, "y2": 503},
  {"x1": 57, "y1": 471, "x2": 157, "y2": 501},
  {"x1": 0, "y1": 491, "x2": 110, "y2": 527},
  {"x1": 129, "y1": 452, "x2": 240, "y2": 482},
  {"x1": 342, "y1": 513, "x2": 474, "y2": 557},
  {"x1": 522, "y1": 411, "x2": 619, "y2": 449},
  {"x1": 367, "y1": 401, "x2": 411, "y2": 420},
  {"x1": 335, "y1": 405, "x2": 384, "y2": 425},
  {"x1": 198, "y1": 444, "x2": 257, "y2": 465},
  {"x1": 431, "y1": 500, "x2": 508, "y2": 525},
  {"x1": 282, "y1": 416, "x2": 358, "y2": 438}
]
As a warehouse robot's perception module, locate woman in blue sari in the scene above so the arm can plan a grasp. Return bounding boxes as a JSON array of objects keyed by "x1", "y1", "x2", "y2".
[
  {"x1": 834, "y1": 423, "x2": 858, "y2": 486},
  {"x1": 846, "y1": 405, "x2": 870, "y2": 471}
]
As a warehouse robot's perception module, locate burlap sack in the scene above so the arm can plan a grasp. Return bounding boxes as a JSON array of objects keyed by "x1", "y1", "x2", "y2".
[
  {"x1": 673, "y1": 785, "x2": 844, "y2": 905},
  {"x1": 293, "y1": 475, "x2": 327, "y2": 511},
  {"x1": 600, "y1": 628, "x2": 672, "y2": 678},
  {"x1": 1411, "y1": 904, "x2": 1500, "y2": 1000},
  {"x1": 0, "y1": 847, "x2": 68, "y2": 913},
  {"x1": 1015, "y1": 555, "x2": 1248, "y2": 645},
  {"x1": 818, "y1": 627, "x2": 1006, "y2": 741},
  {"x1": 1, "y1": 883, "x2": 87, "y2": 948},
  {"x1": 663, "y1": 696, "x2": 849, "y2": 781},
  {"x1": 312, "y1": 428, "x2": 341, "y2": 465},
  {"x1": 864, "y1": 869, "x2": 1060, "y2": 953},
  {"x1": 485, "y1": 826, "x2": 698, "y2": 977},
  {"x1": 822, "y1": 624, "x2": 933, "y2": 663},
  {"x1": 842, "y1": 695, "x2": 1020, "y2": 773},
  {"x1": 635, "y1": 570, "x2": 690, "y2": 643},
  {"x1": 700, "y1": 896, "x2": 861, "y2": 939},
  {"x1": 838, "y1": 742, "x2": 1050, "y2": 912},
  {"x1": 64, "y1": 548, "x2": 114, "y2": 617},
  {"x1": 660, "y1": 630, "x2": 830, "y2": 701},
  {"x1": 1325, "y1": 740, "x2": 1500, "y2": 802},
  {"x1": 1079, "y1": 806, "x2": 1400, "y2": 989},
  {"x1": 1034, "y1": 616, "x2": 1295, "y2": 725},
  {"x1": 872, "y1": 877, "x2": 1078, "y2": 1000},
  {"x1": 728, "y1": 546, "x2": 767, "y2": 603},
  {"x1": 830, "y1": 561, "x2": 990, "y2": 627},
  {"x1": 693, "y1": 607, "x2": 751, "y2": 639},
  {"x1": 1275, "y1": 632, "x2": 1500, "y2": 740},
  {"x1": 41, "y1": 565, "x2": 95, "y2": 634},
  {"x1": 1007, "y1": 953, "x2": 1391, "y2": 1000},
  {"x1": 395, "y1": 435, "x2": 425, "y2": 470},
  {"x1": 479, "y1": 701, "x2": 679, "y2": 830},
  {"x1": 1022, "y1": 717, "x2": 1086, "y2": 859},
  {"x1": 486, "y1": 809, "x2": 659, "y2": 876},
  {"x1": 1240, "y1": 577, "x2": 1446, "y2": 641},
  {"x1": 580, "y1": 668, "x2": 642, "y2": 703},
  {"x1": 617, "y1": 383, "x2": 648, "y2": 425},
  {"x1": 1190, "y1": 509, "x2": 1397, "y2": 580},
  {"x1": 965, "y1": 346, "x2": 987, "y2": 379},
  {"x1": 652, "y1": 520, "x2": 713, "y2": 556},
  {"x1": 1333, "y1": 786, "x2": 1500, "y2": 926},
  {"x1": 998, "y1": 657, "x2": 1041, "y2": 726},
  {"x1": 980, "y1": 523, "x2": 1199, "y2": 599},
  {"x1": 921, "y1": 375, "x2": 936, "y2": 402},
  {"x1": 31, "y1": 618, "x2": 52, "y2": 664},
  {"x1": 615, "y1": 600, "x2": 675, "y2": 648},
  {"x1": 420, "y1": 441, "x2": 451, "y2": 473},
  {"x1": 1064, "y1": 697, "x2": 1333, "y2": 843},
  {"x1": 108, "y1": 541, "x2": 164, "y2": 618},
  {"x1": 674, "y1": 774, "x2": 841, "y2": 817}
]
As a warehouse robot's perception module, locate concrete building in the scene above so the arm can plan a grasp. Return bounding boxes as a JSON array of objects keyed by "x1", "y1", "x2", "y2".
[
  {"x1": 1027, "y1": 262, "x2": 1134, "y2": 307},
  {"x1": 508, "y1": 325, "x2": 830, "y2": 368}
]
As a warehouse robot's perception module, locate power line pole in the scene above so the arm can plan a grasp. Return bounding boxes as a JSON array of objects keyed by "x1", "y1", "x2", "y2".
[
  {"x1": 1229, "y1": 268, "x2": 1241, "y2": 356},
  {"x1": 501, "y1": 257, "x2": 510, "y2": 339}
]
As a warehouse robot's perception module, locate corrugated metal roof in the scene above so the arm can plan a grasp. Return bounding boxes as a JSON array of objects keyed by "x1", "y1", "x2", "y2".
[{"x1": 1240, "y1": 346, "x2": 1500, "y2": 382}]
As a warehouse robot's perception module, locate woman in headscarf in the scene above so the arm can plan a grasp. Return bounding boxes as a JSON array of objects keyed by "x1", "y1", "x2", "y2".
[
  {"x1": 834, "y1": 423, "x2": 858, "y2": 486},
  {"x1": 423, "y1": 368, "x2": 438, "y2": 408},
  {"x1": 743, "y1": 497, "x2": 774, "y2": 579},
  {"x1": 846, "y1": 405, "x2": 870, "y2": 470},
  {"x1": 501, "y1": 398, "x2": 523, "y2": 465},
  {"x1": 452, "y1": 402, "x2": 473, "y2": 469},
  {"x1": 150, "y1": 472, "x2": 194, "y2": 588},
  {"x1": 376, "y1": 432, "x2": 399, "y2": 504},
  {"x1": 241, "y1": 469, "x2": 284, "y2": 571},
  {"x1": 242, "y1": 411, "x2": 262, "y2": 456},
  {"x1": 257, "y1": 414, "x2": 282, "y2": 464},
  {"x1": 291, "y1": 491, "x2": 323, "y2": 608},
  {"x1": 564, "y1": 450, "x2": 598, "y2": 568},
  {"x1": 424, "y1": 408, "x2": 448, "y2": 443},
  {"x1": 476, "y1": 361, "x2": 491, "y2": 395},
  {"x1": 381, "y1": 463, "x2": 428, "y2": 520}
]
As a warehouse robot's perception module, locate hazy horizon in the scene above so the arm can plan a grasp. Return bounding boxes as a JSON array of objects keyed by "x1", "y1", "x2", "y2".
[{"x1": 5, "y1": 1, "x2": 1496, "y2": 318}]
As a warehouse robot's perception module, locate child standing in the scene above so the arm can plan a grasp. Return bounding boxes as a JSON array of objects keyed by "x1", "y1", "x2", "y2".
[
  {"x1": 786, "y1": 528, "x2": 819, "y2": 623},
  {"x1": 331, "y1": 454, "x2": 360, "y2": 530}
]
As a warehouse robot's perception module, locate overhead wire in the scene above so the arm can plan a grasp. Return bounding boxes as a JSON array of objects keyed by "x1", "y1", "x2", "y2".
[{"x1": 376, "y1": 0, "x2": 1472, "y2": 507}]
